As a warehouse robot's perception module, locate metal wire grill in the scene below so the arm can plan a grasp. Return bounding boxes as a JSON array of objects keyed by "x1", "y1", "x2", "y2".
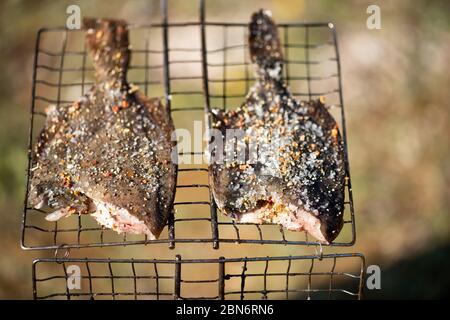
[
  {"x1": 21, "y1": 1, "x2": 355, "y2": 251},
  {"x1": 201, "y1": 15, "x2": 356, "y2": 248},
  {"x1": 32, "y1": 253, "x2": 365, "y2": 300}
]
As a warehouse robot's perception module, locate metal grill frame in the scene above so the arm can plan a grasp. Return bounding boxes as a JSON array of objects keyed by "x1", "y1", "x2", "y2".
[
  {"x1": 32, "y1": 253, "x2": 365, "y2": 300},
  {"x1": 21, "y1": 0, "x2": 356, "y2": 251}
]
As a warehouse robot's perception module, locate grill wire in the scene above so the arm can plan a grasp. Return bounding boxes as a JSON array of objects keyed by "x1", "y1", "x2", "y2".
[
  {"x1": 22, "y1": 0, "x2": 364, "y2": 300},
  {"x1": 33, "y1": 253, "x2": 365, "y2": 300}
]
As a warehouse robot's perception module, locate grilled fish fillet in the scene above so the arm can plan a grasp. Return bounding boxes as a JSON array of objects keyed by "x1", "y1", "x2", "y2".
[
  {"x1": 208, "y1": 10, "x2": 346, "y2": 243},
  {"x1": 28, "y1": 18, "x2": 177, "y2": 239}
]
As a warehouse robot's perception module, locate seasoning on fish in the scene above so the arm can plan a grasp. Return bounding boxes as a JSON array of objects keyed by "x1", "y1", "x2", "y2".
[
  {"x1": 28, "y1": 18, "x2": 177, "y2": 239},
  {"x1": 208, "y1": 10, "x2": 346, "y2": 243}
]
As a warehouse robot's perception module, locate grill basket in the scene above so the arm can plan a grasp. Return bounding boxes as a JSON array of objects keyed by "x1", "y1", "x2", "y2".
[
  {"x1": 22, "y1": 0, "x2": 364, "y2": 300},
  {"x1": 33, "y1": 253, "x2": 365, "y2": 300},
  {"x1": 22, "y1": 2, "x2": 355, "y2": 251}
]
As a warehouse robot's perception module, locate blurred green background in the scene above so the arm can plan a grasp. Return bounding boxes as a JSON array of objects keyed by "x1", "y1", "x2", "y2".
[{"x1": 0, "y1": 0, "x2": 449, "y2": 299}]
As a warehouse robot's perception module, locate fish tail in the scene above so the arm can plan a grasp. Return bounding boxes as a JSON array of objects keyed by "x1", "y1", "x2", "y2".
[
  {"x1": 83, "y1": 18, "x2": 130, "y2": 82},
  {"x1": 249, "y1": 9, "x2": 283, "y2": 80}
]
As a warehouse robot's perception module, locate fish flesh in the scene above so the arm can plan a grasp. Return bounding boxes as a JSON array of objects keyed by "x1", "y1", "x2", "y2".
[
  {"x1": 28, "y1": 18, "x2": 177, "y2": 239},
  {"x1": 208, "y1": 10, "x2": 346, "y2": 243}
]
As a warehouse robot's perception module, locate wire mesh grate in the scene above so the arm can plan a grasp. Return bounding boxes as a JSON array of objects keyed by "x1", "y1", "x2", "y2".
[
  {"x1": 22, "y1": 4, "x2": 355, "y2": 250},
  {"x1": 201, "y1": 19, "x2": 356, "y2": 248},
  {"x1": 32, "y1": 253, "x2": 365, "y2": 300}
]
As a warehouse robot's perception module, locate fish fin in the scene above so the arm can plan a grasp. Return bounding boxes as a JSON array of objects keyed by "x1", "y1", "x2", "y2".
[
  {"x1": 249, "y1": 9, "x2": 283, "y2": 80},
  {"x1": 83, "y1": 18, "x2": 130, "y2": 82}
]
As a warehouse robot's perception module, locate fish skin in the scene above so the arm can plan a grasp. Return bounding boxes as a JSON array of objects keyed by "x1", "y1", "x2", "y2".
[
  {"x1": 29, "y1": 18, "x2": 176, "y2": 239},
  {"x1": 208, "y1": 10, "x2": 346, "y2": 243}
]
